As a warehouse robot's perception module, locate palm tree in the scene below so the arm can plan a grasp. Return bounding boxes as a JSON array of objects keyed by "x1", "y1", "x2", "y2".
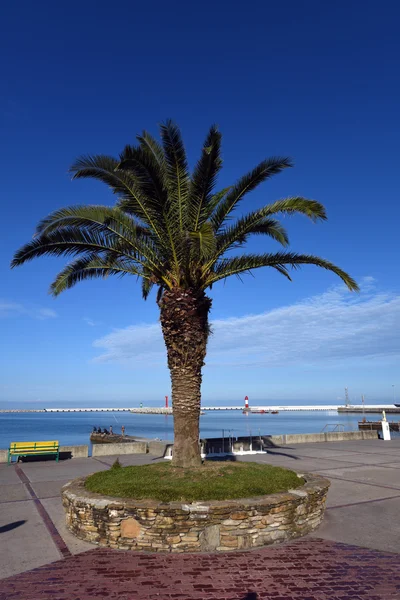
[{"x1": 12, "y1": 121, "x2": 358, "y2": 468}]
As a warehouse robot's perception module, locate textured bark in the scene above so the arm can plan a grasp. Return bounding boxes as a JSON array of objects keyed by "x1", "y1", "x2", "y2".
[{"x1": 158, "y1": 288, "x2": 212, "y2": 467}]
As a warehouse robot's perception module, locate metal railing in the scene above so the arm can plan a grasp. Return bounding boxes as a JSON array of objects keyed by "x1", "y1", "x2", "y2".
[{"x1": 321, "y1": 424, "x2": 346, "y2": 432}]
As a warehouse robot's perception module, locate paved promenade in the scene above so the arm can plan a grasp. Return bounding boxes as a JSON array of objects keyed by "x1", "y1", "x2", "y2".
[{"x1": 1, "y1": 438, "x2": 400, "y2": 599}]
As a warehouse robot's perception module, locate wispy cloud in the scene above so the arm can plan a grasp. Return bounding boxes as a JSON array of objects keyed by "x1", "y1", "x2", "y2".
[
  {"x1": 0, "y1": 301, "x2": 24, "y2": 316},
  {"x1": 92, "y1": 278, "x2": 400, "y2": 369},
  {"x1": 83, "y1": 317, "x2": 102, "y2": 327},
  {"x1": 37, "y1": 308, "x2": 57, "y2": 320},
  {"x1": 0, "y1": 301, "x2": 57, "y2": 320}
]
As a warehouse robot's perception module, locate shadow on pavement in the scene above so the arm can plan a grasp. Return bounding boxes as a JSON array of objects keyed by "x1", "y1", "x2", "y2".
[
  {"x1": 17, "y1": 451, "x2": 72, "y2": 463},
  {"x1": 206, "y1": 455, "x2": 238, "y2": 462},
  {"x1": 266, "y1": 449, "x2": 300, "y2": 459},
  {"x1": 0, "y1": 520, "x2": 27, "y2": 534}
]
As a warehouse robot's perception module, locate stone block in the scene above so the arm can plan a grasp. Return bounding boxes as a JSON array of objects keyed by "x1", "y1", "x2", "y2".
[
  {"x1": 199, "y1": 524, "x2": 220, "y2": 551},
  {"x1": 237, "y1": 535, "x2": 253, "y2": 549},
  {"x1": 180, "y1": 534, "x2": 199, "y2": 542},
  {"x1": 269, "y1": 530, "x2": 287, "y2": 541},
  {"x1": 121, "y1": 517, "x2": 142, "y2": 539},
  {"x1": 157, "y1": 516, "x2": 174, "y2": 525},
  {"x1": 230, "y1": 512, "x2": 248, "y2": 520},
  {"x1": 220, "y1": 539, "x2": 239, "y2": 548},
  {"x1": 289, "y1": 489, "x2": 308, "y2": 497},
  {"x1": 220, "y1": 535, "x2": 239, "y2": 544},
  {"x1": 166, "y1": 535, "x2": 181, "y2": 544},
  {"x1": 222, "y1": 519, "x2": 238, "y2": 526}
]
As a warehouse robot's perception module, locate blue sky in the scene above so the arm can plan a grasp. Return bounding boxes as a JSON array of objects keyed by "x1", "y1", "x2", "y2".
[{"x1": 1, "y1": 1, "x2": 399, "y2": 407}]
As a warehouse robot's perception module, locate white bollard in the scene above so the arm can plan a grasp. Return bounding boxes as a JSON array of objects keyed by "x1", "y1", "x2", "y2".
[{"x1": 381, "y1": 420, "x2": 391, "y2": 441}]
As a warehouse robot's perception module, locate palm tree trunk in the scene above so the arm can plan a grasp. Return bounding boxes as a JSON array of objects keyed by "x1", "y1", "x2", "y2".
[{"x1": 159, "y1": 288, "x2": 211, "y2": 468}]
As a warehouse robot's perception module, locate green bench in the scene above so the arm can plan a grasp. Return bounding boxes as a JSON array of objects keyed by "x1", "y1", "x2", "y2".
[{"x1": 8, "y1": 441, "x2": 60, "y2": 464}]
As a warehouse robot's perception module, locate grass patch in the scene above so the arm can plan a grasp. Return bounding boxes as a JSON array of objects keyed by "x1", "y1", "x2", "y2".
[{"x1": 85, "y1": 461, "x2": 304, "y2": 502}]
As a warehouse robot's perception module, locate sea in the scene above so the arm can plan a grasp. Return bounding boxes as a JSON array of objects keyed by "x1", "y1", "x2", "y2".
[{"x1": 0, "y1": 408, "x2": 394, "y2": 452}]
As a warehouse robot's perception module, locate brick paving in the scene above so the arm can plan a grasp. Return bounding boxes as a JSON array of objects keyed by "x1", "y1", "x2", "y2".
[{"x1": 1, "y1": 538, "x2": 399, "y2": 600}]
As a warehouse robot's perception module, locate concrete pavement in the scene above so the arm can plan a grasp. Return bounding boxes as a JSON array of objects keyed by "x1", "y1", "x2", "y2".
[{"x1": 0, "y1": 438, "x2": 399, "y2": 580}]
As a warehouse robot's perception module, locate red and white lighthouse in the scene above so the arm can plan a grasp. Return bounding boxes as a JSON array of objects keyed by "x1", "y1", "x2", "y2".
[{"x1": 244, "y1": 395, "x2": 249, "y2": 409}]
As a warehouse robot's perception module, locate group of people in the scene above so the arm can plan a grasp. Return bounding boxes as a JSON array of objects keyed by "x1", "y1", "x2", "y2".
[
  {"x1": 92, "y1": 425, "x2": 125, "y2": 436},
  {"x1": 92, "y1": 426, "x2": 112, "y2": 435}
]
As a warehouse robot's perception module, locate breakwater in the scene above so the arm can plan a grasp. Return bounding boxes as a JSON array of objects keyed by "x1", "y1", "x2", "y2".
[
  {"x1": 338, "y1": 407, "x2": 400, "y2": 414},
  {"x1": 0, "y1": 409, "x2": 47, "y2": 413},
  {"x1": 1, "y1": 404, "x2": 397, "y2": 414}
]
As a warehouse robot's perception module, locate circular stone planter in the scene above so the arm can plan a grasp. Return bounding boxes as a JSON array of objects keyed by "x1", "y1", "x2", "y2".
[{"x1": 62, "y1": 473, "x2": 330, "y2": 553}]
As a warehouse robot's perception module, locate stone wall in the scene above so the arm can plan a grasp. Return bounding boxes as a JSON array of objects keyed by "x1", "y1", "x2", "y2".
[
  {"x1": 197, "y1": 431, "x2": 380, "y2": 456},
  {"x1": 60, "y1": 445, "x2": 89, "y2": 458},
  {"x1": 62, "y1": 473, "x2": 329, "y2": 553},
  {"x1": 266, "y1": 430, "x2": 378, "y2": 446},
  {"x1": 147, "y1": 441, "x2": 172, "y2": 456},
  {"x1": 91, "y1": 442, "x2": 148, "y2": 456}
]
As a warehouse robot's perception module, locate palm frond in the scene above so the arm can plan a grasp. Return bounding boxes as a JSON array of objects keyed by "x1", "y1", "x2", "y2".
[
  {"x1": 159, "y1": 120, "x2": 190, "y2": 232},
  {"x1": 50, "y1": 254, "x2": 144, "y2": 297},
  {"x1": 205, "y1": 252, "x2": 359, "y2": 291},
  {"x1": 136, "y1": 131, "x2": 182, "y2": 271},
  {"x1": 208, "y1": 197, "x2": 325, "y2": 265},
  {"x1": 35, "y1": 205, "x2": 149, "y2": 238},
  {"x1": 117, "y1": 144, "x2": 167, "y2": 210},
  {"x1": 141, "y1": 277, "x2": 154, "y2": 300},
  {"x1": 207, "y1": 186, "x2": 232, "y2": 214},
  {"x1": 211, "y1": 157, "x2": 293, "y2": 231},
  {"x1": 11, "y1": 227, "x2": 148, "y2": 270},
  {"x1": 137, "y1": 130, "x2": 166, "y2": 172},
  {"x1": 32, "y1": 205, "x2": 164, "y2": 271},
  {"x1": 215, "y1": 217, "x2": 289, "y2": 254},
  {"x1": 69, "y1": 154, "x2": 164, "y2": 238},
  {"x1": 189, "y1": 125, "x2": 222, "y2": 229},
  {"x1": 69, "y1": 154, "x2": 132, "y2": 196},
  {"x1": 189, "y1": 221, "x2": 217, "y2": 259},
  {"x1": 245, "y1": 219, "x2": 289, "y2": 241},
  {"x1": 260, "y1": 197, "x2": 327, "y2": 221}
]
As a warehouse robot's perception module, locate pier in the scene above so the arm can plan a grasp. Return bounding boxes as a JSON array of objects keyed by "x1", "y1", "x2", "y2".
[
  {"x1": 0, "y1": 404, "x2": 398, "y2": 414},
  {"x1": 338, "y1": 405, "x2": 400, "y2": 414}
]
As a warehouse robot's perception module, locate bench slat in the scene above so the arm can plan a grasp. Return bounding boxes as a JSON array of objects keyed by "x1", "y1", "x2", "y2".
[
  {"x1": 10, "y1": 448, "x2": 58, "y2": 454},
  {"x1": 10, "y1": 441, "x2": 59, "y2": 448},
  {"x1": 9, "y1": 446, "x2": 58, "y2": 449}
]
